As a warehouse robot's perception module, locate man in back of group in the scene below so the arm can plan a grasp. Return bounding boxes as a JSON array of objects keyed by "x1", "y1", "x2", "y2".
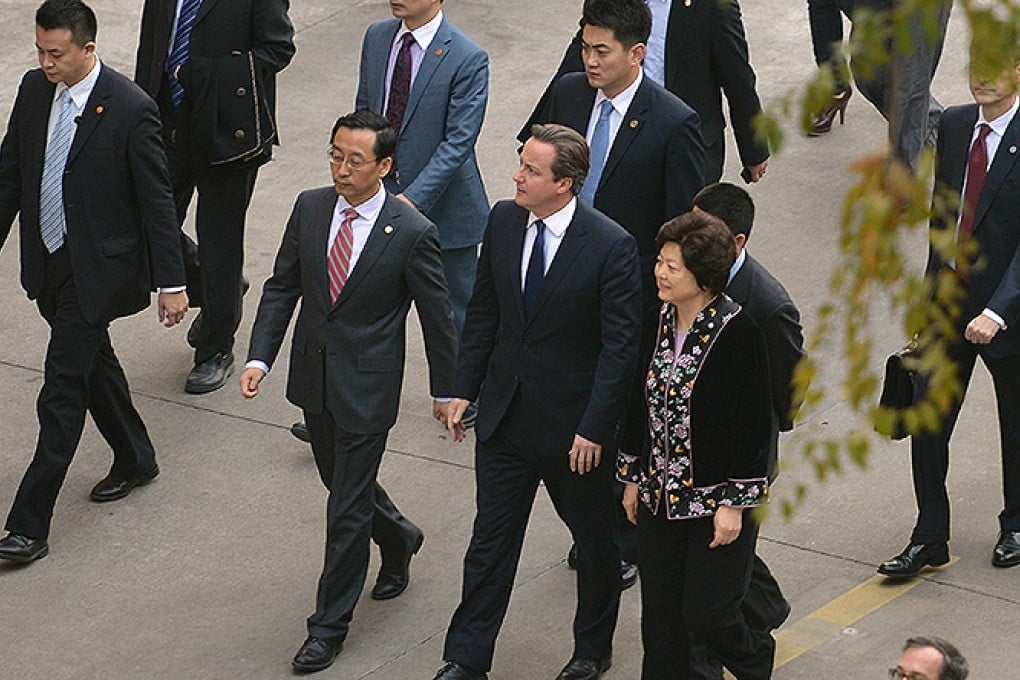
[{"x1": 890, "y1": 637, "x2": 968, "y2": 680}]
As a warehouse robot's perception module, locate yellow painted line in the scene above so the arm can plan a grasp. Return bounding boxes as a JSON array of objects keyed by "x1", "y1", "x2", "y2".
[{"x1": 721, "y1": 557, "x2": 958, "y2": 679}]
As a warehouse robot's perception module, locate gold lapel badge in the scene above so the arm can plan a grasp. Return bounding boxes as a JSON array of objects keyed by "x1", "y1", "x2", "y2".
[
  {"x1": 629, "y1": 119, "x2": 638, "y2": 129},
  {"x1": 435, "y1": 48, "x2": 443, "y2": 56},
  {"x1": 96, "y1": 106, "x2": 104, "y2": 114},
  {"x1": 384, "y1": 225, "x2": 394, "y2": 234}
]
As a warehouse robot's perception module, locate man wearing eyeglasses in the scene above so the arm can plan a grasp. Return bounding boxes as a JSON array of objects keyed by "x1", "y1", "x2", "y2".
[
  {"x1": 239, "y1": 110, "x2": 457, "y2": 674},
  {"x1": 889, "y1": 637, "x2": 968, "y2": 680}
]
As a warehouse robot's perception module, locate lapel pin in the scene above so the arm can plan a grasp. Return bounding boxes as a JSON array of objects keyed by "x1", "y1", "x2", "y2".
[
  {"x1": 1010, "y1": 146, "x2": 1017, "y2": 154},
  {"x1": 629, "y1": 119, "x2": 638, "y2": 128},
  {"x1": 685, "y1": 0, "x2": 692, "y2": 5},
  {"x1": 384, "y1": 225, "x2": 394, "y2": 234},
  {"x1": 95, "y1": 105, "x2": 103, "y2": 114},
  {"x1": 435, "y1": 48, "x2": 443, "y2": 56}
]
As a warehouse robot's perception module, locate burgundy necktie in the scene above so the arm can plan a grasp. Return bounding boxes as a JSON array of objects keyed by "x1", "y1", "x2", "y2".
[
  {"x1": 958, "y1": 123, "x2": 992, "y2": 280},
  {"x1": 328, "y1": 208, "x2": 358, "y2": 304},
  {"x1": 386, "y1": 33, "x2": 416, "y2": 135}
]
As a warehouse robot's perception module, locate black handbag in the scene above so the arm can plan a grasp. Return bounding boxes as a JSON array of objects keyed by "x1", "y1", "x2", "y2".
[{"x1": 878, "y1": 342, "x2": 917, "y2": 439}]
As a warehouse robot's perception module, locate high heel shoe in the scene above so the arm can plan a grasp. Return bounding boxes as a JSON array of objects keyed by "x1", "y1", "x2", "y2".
[{"x1": 809, "y1": 85, "x2": 852, "y2": 136}]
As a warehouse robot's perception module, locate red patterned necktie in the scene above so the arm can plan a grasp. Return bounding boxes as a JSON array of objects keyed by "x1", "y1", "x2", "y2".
[
  {"x1": 958, "y1": 123, "x2": 992, "y2": 258},
  {"x1": 386, "y1": 33, "x2": 416, "y2": 135},
  {"x1": 328, "y1": 208, "x2": 358, "y2": 304}
]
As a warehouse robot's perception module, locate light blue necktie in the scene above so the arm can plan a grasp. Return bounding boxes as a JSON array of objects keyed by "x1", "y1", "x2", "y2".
[
  {"x1": 579, "y1": 100, "x2": 613, "y2": 205},
  {"x1": 39, "y1": 89, "x2": 74, "y2": 254},
  {"x1": 167, "y1": 0, "x2": 203, "y2": 106}
]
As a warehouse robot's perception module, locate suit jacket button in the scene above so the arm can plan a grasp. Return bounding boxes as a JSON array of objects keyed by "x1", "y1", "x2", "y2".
[
  {"x1": 236, "y1": 87, "x2": 246, "y2": 97},
  {"x1": 234, "y1": 129, "x2": 246, "y2": 140}
]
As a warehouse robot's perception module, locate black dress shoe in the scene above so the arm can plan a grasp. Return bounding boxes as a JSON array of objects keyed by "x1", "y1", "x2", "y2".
[
  {"x1": 992, "y1": 530, "x2": 1020, "y2": 568},
  {"x1": 291, "y1": 421, "x2": 310, "y2": 443},
  {"x1": 185, "y1": 352, "x2": 235, "y2": 394},
  {"x1": 187, "y1": 277, "x2": 249, "y2": 348},
  {"x1": 432, "y1": 661, "x2": 488, "y2": 680},
  {"x1": 371, "y1": 528, "x2": 425, "y2": 600},
  {"x1": 0, "y1": 533, "x2": 49, "y2": 563},
  {"x1": 556, "y1": 655, "x2": 612, "y2": 680},
  {"x1": 877, "y1": 541, "x2": 950, "y2": 577},
  {"x1": 621, "y1": 560, "x2": 639, "y2": 591},
  {"x1": 90, "y1": 465, "x2": 160, "y2": 503},
  {"x1": 291, "y1": 636, "x2": 342, "y2": 673}
]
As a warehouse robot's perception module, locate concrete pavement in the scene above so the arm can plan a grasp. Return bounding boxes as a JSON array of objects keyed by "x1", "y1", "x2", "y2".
[{"x1": 0, "y1": 0, "x2": 1017, "y2": 677}]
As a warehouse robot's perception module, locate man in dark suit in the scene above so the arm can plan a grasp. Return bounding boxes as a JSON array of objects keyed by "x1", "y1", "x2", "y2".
[
  {"x1": 691, "y1": 182, "x2": 805, "y2": 678},
  {"x1": 0, "y1": 0, "x2": 187, "y2": 563},
  {"x1": 535, "y1": 0, "x2": 704, "y2": 585},
  {"x1": 240, "y1": 110, "x2": 457, "y2": 673},
  {"x1": 433, "y1": 124, "x2": 641, "y2": 680},
  {"x1": 521, "y1": 0, "x2": 768, "y2": 185},
  {"x1": 135, "y1": 0, "x2": 294, "y2": 394},
  {"x1": 879, "y1": 63, "x2": 1020, "y2": 576}
]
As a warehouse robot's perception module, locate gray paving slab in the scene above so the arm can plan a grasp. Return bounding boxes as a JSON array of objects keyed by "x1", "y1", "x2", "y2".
[{"x1": 0, "y1": 0, "x2": 1018, "y2": 678}]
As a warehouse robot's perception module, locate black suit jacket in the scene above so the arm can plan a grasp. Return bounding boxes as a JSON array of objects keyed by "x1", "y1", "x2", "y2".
[
  {"x1": 543, "y1": 73, "x2": 704, "y2": 296},
  {"x1": 518, "y1": 0, "x2": 768, "y2": 167},
  {"x1": 247, "y1": 188, "x2": 457, "y2": 434},
  {"x1": 727, "y1": 253, "x2": 805, "y2": 476},
  {"x1": 928, "y1": 104, "x2": 1020, "y2": 359},
  {"x1": 0, "y1": 66, "x2": 184, "y2": 324},
  {"x1": 455, "y1": 200, "x2": 642, "y2": 451},
  {"x1": 134, "y1": 0, "x2": 295, "y2": 164}
]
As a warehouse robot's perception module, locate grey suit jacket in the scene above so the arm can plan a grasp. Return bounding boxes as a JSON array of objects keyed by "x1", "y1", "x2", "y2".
[
  {"x1": 247, "y1": 187, "x2": 457, "y2": 434},
  {"x1": 356, "y1": 16, "x2": 490, "y2": 250}
]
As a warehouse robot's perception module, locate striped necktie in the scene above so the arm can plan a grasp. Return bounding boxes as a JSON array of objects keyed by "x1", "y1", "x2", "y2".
[
  {"x1": 39, "y1": 88, "x2": 75, "y2": 254},
  {"x1": 167, "y1": 0, "x2": 203, "y2": 107},
  {"x1": 328, "y1": 208, "x2": 359, "y2": 304}
]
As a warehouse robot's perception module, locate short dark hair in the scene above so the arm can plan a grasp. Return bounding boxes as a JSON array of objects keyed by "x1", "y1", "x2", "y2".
[
  {"x1": 693, "y1": 182, "x2": 756, "y2": 239},
  {"x1": 903, "y1": 637, "x2": 968, "y2": 680},
  {"x1": 529, "y1": 124, "x2": 590, "y2": 196},
  {"x1": 656, "y1": 211, "x2": 736, "y2": 295},
  {"x1": 330, "y1": 110, "x2": 397, "y2": 160},
  {"x1": 581, "y1": 0, "x2": 652, "y2": 49},
  {"x1": 36, "y1": 0, "x2": 97, "y2": 46}
]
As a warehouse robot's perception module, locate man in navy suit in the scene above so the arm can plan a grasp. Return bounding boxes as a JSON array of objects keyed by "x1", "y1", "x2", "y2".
[
  {"x1": 0, "y1": 0, "x2": 187, "y2": 563},
  {"x1": 434, "y1": 124, "x2": 642, "y2": 680},
  {"x1": 879, "y1": 62, "x2": 1020, "y2": 577}
]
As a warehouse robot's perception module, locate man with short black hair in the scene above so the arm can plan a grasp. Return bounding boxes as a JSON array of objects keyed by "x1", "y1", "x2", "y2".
[
  {"x1": 891, "y1": 637, "x2": 968, "y2": 680},
  {"x1": 0, "y1": 0, "x2": 187, "y2": 563}
]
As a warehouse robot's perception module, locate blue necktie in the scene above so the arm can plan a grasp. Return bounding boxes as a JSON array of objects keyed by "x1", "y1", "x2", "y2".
[
  {"x1": 39, "y1": 89, "x2": 74, "y2": 254},
  {"x1": 167, "y1": 0, "x2": 203, "y2": 107},
  {"x1": 523, "y1": 219, "x2": 546, "y2": 317},
  {"x1": 579, "y1": 100, "x2": 613, "y2": 205}
]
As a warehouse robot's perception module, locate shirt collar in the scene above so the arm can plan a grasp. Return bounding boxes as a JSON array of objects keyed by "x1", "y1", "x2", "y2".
[
  {"x1": 977, "y1": 95, "x2": 1019, "y2": 138},
  {"x1": 397, "y1": 10, "x2": 444, "y2": 51},
  {"x1": 727, "y1": 247, "x2": 747, "y2": 286},
  {"x1": 529, "y1": 197, "x2": 577, "y2": 238},
  {"x1": 593, "y1": 68, "x2": 644, "y2": 117},
  {"x1": 56, "y1": 56, "x2": 101, "y2": 110},
  {"x1": 336, "y1": 183, "x2": 387, "y2": 224}
]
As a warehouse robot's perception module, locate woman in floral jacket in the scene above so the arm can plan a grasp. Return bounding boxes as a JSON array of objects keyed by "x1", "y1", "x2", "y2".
[{"x1": 619, "y1": 211, "x2": 775, "y2": 679}]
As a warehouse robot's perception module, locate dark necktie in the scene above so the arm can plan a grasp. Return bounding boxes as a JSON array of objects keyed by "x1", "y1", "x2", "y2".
[
  {"x1": 523, "y1": 219, "x2": 546, "y2": 317},
  {"x1": 958, "y1": 123, "x2": 992, "y2": 279},
  {"x1": 167, "y1": 0, "x2": 203, "y2": 107},
  {"x1": 386, "y1": 33, "x2": 416, "y2": 134}
]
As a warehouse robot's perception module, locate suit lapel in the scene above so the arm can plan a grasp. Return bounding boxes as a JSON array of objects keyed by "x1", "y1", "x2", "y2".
[
  {"x1": 195, "y1": 0, "x2": 221, "y2": 25},
  {"x1": 600, "y1": 80, "x2": 650, "y2": 190},
  {"x1": 311, "y1": 189, "x2": 337, "y2": 307},
  {"x1": 563, "y1": 80, "x2": 597, "y2": 137},
  {"x1": 509, "y1": 211, "x2": 528, "y2": 325},
  {"x1": 974, "y1": 109, "x2": 1020, "y2": 231},
  {"x1": 28, "y1": 78, "x2": 57, "y2": 195},
  {"x1": 370, "y1": 21, "x2": 402, "y2": 113},
  {"x1": 403, "y1": 18, "x2": 451, "y2": 129},
  {"x1": 333, "y1": 194, "x2": 400, "y2": 308},
  {"x1": 526, "y1": 206, "x2": 588, "y2": 326},
  {"x1": 727, "y1": 255, "x2": 753, "y2": 304},
  {"x1": 664, "y1": 0, "x2": 693, "y2": 87},
  {"x1": 66, "y1": 69, "x2": 111, "y2": 166}
]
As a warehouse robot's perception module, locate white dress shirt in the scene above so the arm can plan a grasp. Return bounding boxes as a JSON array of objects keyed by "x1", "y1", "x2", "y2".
[
  {"x1": 643, "y1": 0, "x2": 672, "y2": 87},
  {"x1": 586, "y1": 70, "x2": 644, "y2": 168},
  {"x1": 958, "y1": 95, "x2": 1020, "y2": 330},
  {"x1": 520, "y1": 198, "x2": 577, "y2": 290},
  {"x1": 383, "y1": 10, "x2": 444, "y2": 114}
]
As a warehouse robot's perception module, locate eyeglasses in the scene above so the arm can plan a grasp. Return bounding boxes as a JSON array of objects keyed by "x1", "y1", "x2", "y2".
[
  {"x1": 888, "y1": 669, "x2": 929, "y2": 680},
  {"x1": 326, "y1": 147, "x2": 381, "y2": 171}
]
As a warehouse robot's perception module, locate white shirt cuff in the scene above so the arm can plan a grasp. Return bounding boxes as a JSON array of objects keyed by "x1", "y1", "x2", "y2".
[
  {"x1": 159, "y1": 285, "x2": 187, "y2": 294},
  {"x1": 982, "y1": 308, "x2": 1007, "y2": 330},
  {"x1": 433, "y1": 397, "x2": 451, "y2": 402},
  {"x1": 245, "y1": 360, "x2": 270, "y2": 375}
]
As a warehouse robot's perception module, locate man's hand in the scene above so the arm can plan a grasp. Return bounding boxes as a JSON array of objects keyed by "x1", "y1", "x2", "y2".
[
  {"x1": 622, "y1": 483, "x2": 639, "y2": 525},
  {"x1": 965, "y1": 314, "x2": 1001, "y2": 345},
  {"x1": 446, "y1": 397, "x2": 470, "y2": 442},
  {"x1": 433, "y1": 399, "x2": 451, "y2": 425},
  {"x1": 744, "y1": 159, "x2": 768, "y2": 183},
  {"x1": 709, "y1": 505, "x2": 743, "y2": 548},
  {"x1": 158, "y1": 291, "x2": 189, "y2": 327},
  {"x1": 239, "y1": 367, "x2": 266, "y2": 399},
  {"x1": 568, "y1": 434, "x2": 602, "y2": 475},
  {"x1": 395, "y1": 193, "x2": 418, "y2": 211}
]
